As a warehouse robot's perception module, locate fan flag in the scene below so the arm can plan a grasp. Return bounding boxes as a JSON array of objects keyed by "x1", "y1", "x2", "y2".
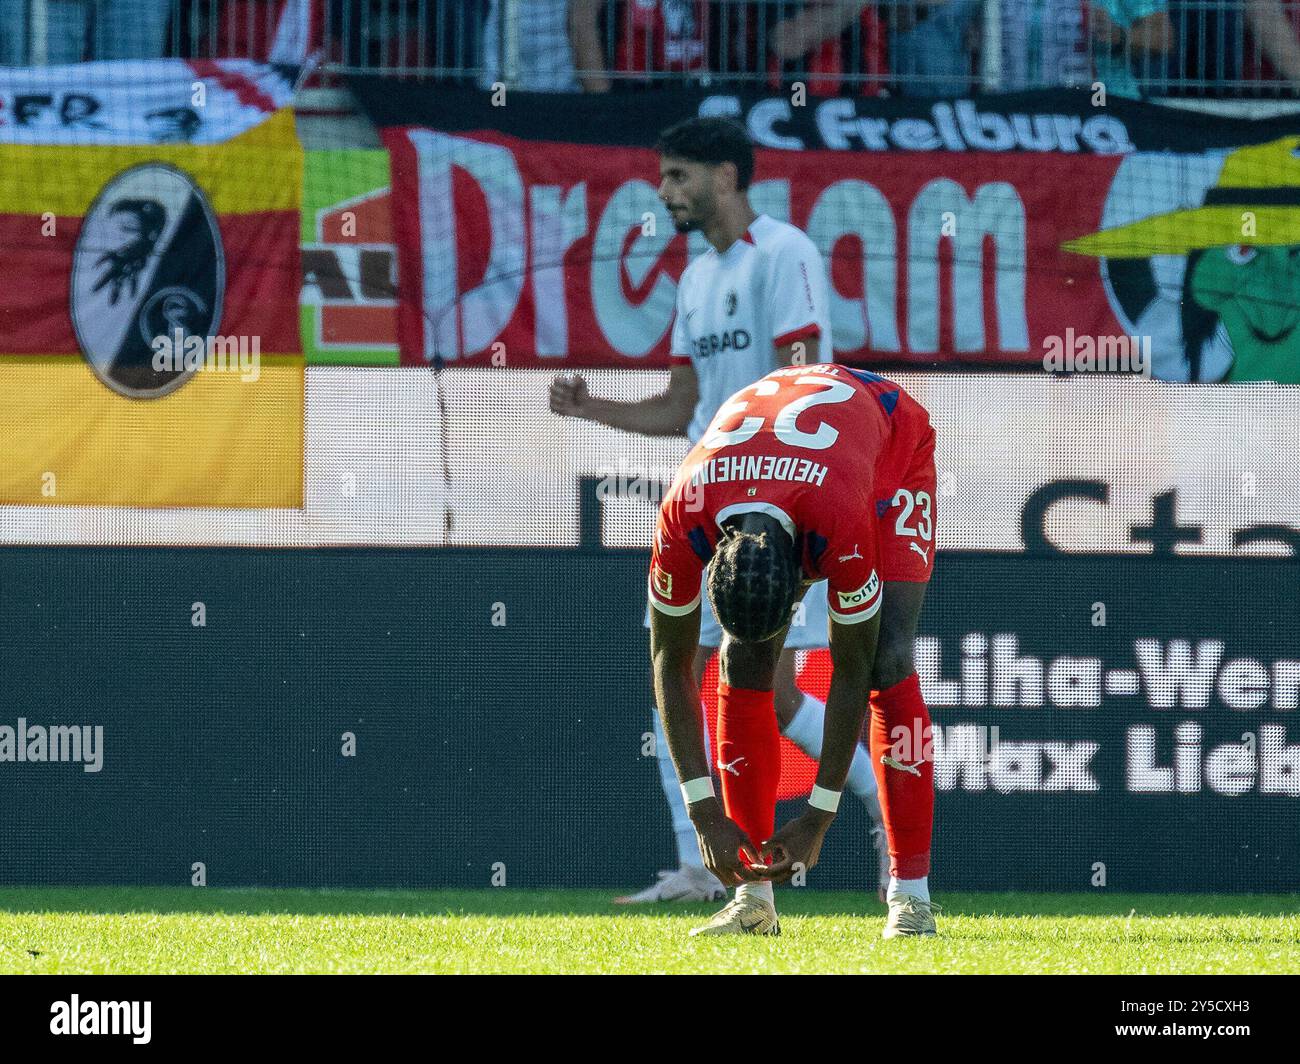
[{"x1": 0, "y1": 109, "x2": 303, "y2": 508}]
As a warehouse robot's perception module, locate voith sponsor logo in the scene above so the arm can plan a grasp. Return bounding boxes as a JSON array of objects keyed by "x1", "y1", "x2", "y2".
[{"x1": 837, "y1": 570, "x2": 880, "y2": 610}]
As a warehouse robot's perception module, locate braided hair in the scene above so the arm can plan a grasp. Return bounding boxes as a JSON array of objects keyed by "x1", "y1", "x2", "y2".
[{"x1": 707, "y1": 522, "x2": 801, "y2": 644}]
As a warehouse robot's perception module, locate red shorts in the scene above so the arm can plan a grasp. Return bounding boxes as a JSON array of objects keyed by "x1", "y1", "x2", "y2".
[{"x1": 873, "y1": 416, "x2": 937, "y2": 583}]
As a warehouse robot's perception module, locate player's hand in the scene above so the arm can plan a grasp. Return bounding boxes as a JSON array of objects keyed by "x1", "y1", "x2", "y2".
[
  {"x1": 759, "y1": 808, "x2": 835, "y2": 884},
  {"x1": 689, "y1": 799, "x2": 766, "y2": 886},
  {"x1": 549, "y1": 374, "x2": 590, "y2": 418}
]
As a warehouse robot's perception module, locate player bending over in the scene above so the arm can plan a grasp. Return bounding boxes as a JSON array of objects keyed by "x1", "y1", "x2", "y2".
[
  {"x1": 649, "y1": 362, "x2": 939, "y2": 937},
  {"x1": 551, "y1": 116, "x2": 888, "y2": 905}
]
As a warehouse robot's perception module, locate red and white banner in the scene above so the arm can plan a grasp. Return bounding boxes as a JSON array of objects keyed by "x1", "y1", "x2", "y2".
[
  {"x1": 365, "y1": 85, "x2": 1300, "y2": 381},
  {"x1": 384, "y1": 124, "x2": 1120, "y2": 369},
  {"x1": 0, "y1": 59, "x2": 299, "y2": 145}
]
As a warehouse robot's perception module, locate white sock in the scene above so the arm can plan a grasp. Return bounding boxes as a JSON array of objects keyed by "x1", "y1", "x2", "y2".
[
  {"x1": 736, "y1": 881, "x2": 775, "y2": 908},
  {"x1": 888, "y1": 876, "x2": 929, "y2": 904},
  {"x1": 652, "y1": 711, "x2": 704, "y2": 869},
  {"x1": 782, "y1": 694, "x2": 878, "y2": 799}
]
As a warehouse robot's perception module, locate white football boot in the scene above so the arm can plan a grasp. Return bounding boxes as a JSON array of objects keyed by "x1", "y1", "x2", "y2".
[
  {"x1": 688, "y1": 894, "x2": 781, "y2": 937},
  {"x1": 882, "y1": 895, "x2": 941, "y2": 938},
  {"x1": 613, "y1": 866, "x2": 726, "y2": 905}
]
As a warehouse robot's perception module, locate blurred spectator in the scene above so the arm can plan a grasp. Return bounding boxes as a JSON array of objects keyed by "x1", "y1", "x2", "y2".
[
  {"x1": 3, "y1": 0, "x2": 1292, "y2": 100},
  {"x1": 570, "y1": 0, "x2": 710, "y2": 90},
  {"x1": 998, "y1": 0, "x2": 1090, "y2": 88},
  {"x1": 1088, "y1": 0, "x2": 1174, "y2": 97},
  {"x1": 1137, "y1": 0, "x2": 1300, "y2": 97},
  {"x1": 88, "y1": 0, "x2": 174, "y2": 60},
  {"x1": 183, "y1": 0, "x2": 317, "y2": 63},
  {"x1": 0, "y1": 5, "x2": 25, "y2": 63},
  {"x1": 765, "y1": 0, "x2": 888, "y2": 96},
  {"x1": 0, "y1": 0, "x2": 172, "y2": 64},
  {"x1": 569, "y1": 0, "x2": 613, "y2": 90},
  {"x1": 1159, "y1": 0, "x2": 1242, "y2": 93},
  {"x1": 325, "y1": 0, "x2": 483, "y2": 77},
  {"x1": 1242, "y1": 0, "x2": 1300, "y2": 91},
  {"x1": 438, "y1": 0, "x2": 487, "y2": 81},
  {"x1": 885, "y1": 0, "x2": 981, "y2": 96},
  {"x1": 480, "y1": 0, "x2": 578, "y2": 90}
]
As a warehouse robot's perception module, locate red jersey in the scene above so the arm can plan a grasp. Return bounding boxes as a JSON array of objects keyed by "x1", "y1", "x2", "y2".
[
  {"x1": 649, "y1": 363, "x2": 935, "y2": 628},
  {"x1": 764, "y1": 7, "x2": 888, "y2": 98},
  {"x1": 616, "y1": 0, "x2": 709, "y2": 76}
]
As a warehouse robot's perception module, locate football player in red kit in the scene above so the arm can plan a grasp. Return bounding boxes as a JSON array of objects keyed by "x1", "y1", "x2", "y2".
[{"x1": 648, "y1": 362, "x2": 939, "y2": 937}]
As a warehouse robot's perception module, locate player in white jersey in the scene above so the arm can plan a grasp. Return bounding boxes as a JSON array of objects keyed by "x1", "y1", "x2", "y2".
[{"x1": 550, "y1": 117, "x2": 887, "y2": 904}]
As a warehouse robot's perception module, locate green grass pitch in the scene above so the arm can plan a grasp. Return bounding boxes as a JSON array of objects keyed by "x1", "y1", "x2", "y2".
[{"x1": 0, "y1": 888, "x2": 1296, "y2": 974}]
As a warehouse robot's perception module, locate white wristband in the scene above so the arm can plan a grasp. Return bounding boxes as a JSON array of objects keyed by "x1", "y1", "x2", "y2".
[
  {"x1": 808, "y1": 785, "x2": 841, "y2": 813},
  {"x1": 680, "y1": 776, "x2": 715, "y2": 805}
]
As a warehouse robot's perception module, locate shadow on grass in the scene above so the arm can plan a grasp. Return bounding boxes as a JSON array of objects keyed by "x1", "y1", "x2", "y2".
[{"x1": 0, "y1": 887, "x2": 1295, "y2": 919}]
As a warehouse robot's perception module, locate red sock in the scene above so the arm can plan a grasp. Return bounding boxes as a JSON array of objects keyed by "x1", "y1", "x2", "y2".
[
  {"x1": 716, "y1": 683, "x2": 780, "y2": 851},
  {"x1": 867, "y1": 672, "x2": 934, "y2": 879}
]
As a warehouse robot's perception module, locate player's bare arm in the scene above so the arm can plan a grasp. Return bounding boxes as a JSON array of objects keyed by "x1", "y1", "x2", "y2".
[
  {"x1": 567, "y1": 0, "x2": 612, "y2": 93},
  {"x1": 650, "y1": 605, "x2": 764, "y2": 885},
  {"x1": 549, "y1": 363, "x2": 698, "y2": 436},
  {"x1": 762, "y1": 609, "x2": 881, "y2": 882}
]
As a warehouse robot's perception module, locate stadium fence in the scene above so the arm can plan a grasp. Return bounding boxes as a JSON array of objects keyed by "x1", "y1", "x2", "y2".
[{"x1": 4, "y1": 0, "x2": 1300, "y2": 98}]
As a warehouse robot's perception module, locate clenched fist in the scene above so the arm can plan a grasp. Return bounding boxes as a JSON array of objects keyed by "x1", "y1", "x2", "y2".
[{"x1": 549, "y1": 374, "x2": 591, "y2": 418}]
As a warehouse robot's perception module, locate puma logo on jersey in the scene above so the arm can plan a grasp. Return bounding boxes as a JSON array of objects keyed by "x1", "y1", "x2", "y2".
[
  {"x1": 720, "y1": 756, "x2": 746, "y2": 776},
  {"x1": 838, "y1": 544, "x2": 863, "y2": 563},
  {"x1": 909, "y1": 543, "x2": 931, "y2": 565}
]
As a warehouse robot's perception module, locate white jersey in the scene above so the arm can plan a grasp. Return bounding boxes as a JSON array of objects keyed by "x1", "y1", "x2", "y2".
[{"x1": 670, "y1": 214, "x2": 833, "y2": 443}]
